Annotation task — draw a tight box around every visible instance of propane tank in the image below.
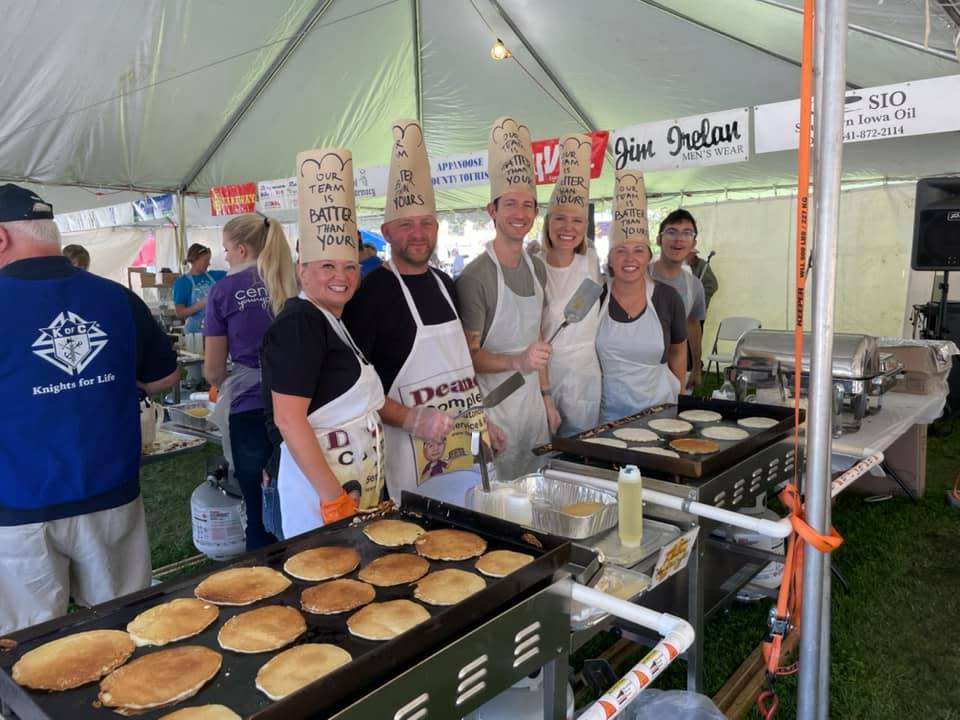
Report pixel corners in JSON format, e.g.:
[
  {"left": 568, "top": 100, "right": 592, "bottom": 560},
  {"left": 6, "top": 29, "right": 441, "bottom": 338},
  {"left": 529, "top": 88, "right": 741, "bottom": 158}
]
[{"left": 191, "top": 464, "right": 247, "bottom": 560}]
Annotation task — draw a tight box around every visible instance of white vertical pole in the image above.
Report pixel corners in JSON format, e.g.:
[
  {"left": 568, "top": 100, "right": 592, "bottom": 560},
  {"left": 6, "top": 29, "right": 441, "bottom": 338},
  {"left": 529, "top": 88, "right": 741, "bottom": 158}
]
[{"left": 797, "top": 2, "right": 847, "bottom": 720}]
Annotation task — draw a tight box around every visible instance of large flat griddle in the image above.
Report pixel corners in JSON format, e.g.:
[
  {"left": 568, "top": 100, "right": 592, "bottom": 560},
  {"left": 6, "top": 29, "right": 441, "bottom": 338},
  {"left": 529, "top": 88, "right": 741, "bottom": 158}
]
[
  {"left": 0, "top": 494, "right": 570, "bottom": 720},
  {"left": 549, "top": 396, "right": 802, "bottom": 479}
]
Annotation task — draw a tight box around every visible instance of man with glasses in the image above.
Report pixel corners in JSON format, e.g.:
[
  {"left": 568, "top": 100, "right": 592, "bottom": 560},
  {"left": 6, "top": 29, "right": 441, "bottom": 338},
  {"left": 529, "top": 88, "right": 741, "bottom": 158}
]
[{"left": 651, "top": 209, "right": 706, "bottom": 391}]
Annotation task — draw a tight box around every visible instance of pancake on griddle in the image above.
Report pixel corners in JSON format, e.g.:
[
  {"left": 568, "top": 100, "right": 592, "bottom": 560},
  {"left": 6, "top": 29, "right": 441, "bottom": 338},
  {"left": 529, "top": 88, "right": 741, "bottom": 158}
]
[
  {"left": 255, "top": 644, "right": 352, "bottom": 700},
  {"left": 12, "top": 630, "right": 135, "bottom": 691},
  {"left": 347, "top": 600, "right": 431, "bottom": 640},
  {"left": 669, "top": 438, "right": 721, "bottom": 455},
  {"left": 127, "top": 598, "right": 219, "bottom": 647},
  {"left": 194, "top": 566, "right": 291, "bottom": 606},
  {"left": 612, "top": 427, "right": 659, "bottom": 443},
  {"left": 362, "top": 519, "right": 425, "bottom": 547},
  {"left": 357, "top": 553, "right": 429, "bottom": 586},
  {"left": 159, "top": 705, "right": 241, "bottom": 720},
  {"left": 301, "top": 579, "right": 376, "bottom": 614},
  {"left": 583, "top": 437, "right": 627, "bottom": 448},
  {"left": 648, "top": 418, "right": 693, "bottom": 434},
  {"left": 217, "top": 605, "right": 306, "bottom": 653},
  {"left": 283, "top": 546, "right": 360, "bottom": 581},
  {"left": 414, "top": 528, "right": 487, "bottom": 561},
  {"left": 738, "top": 416, "right": 778, "bottom": 429},
  {"left": 98, "top": 645, "right": 221, "bottom": 713},
  {"left": 701, "top": 425, "right": 750, "bottom": 441},
  {"left": 634, "top": 446, "right": 680, "bottom": 459},
  {"left": 413, "top": 569, "right": 485, "bottom": 606},
  {"left": 475, "top": 550, "right": 534, "bottom": 578},
  {"left": 678, "top": 409, "right": 723, "bottom": 423}
]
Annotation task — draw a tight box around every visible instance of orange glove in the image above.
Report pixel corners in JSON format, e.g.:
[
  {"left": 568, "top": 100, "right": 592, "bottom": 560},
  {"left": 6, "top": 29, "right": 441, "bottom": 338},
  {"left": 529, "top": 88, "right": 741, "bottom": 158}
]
[{"left": 320, "top": 492, "right": 357, "bottom": 524}]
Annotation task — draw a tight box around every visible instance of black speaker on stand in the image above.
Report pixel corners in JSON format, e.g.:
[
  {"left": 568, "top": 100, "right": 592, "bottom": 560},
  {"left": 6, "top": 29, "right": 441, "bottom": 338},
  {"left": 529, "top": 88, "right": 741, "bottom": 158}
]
[{"left": 911, "top": 176, "right": 960, "bottom": 427}]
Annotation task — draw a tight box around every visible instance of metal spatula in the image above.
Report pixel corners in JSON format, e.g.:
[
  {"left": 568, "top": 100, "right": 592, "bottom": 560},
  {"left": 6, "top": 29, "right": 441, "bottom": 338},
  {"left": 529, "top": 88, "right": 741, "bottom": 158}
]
[
  {"left": 454, "top": 371, "right": 525, "bottom": 420},
  {"left": 546, "top": 278, "right": 604, "bottom": 344}
]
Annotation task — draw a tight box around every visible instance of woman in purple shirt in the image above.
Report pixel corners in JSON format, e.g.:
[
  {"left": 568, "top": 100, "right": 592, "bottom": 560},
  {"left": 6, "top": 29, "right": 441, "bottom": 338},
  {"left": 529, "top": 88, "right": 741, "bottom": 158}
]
[{"left": 203, "top": 213, "right": 297, "bottom": 549}]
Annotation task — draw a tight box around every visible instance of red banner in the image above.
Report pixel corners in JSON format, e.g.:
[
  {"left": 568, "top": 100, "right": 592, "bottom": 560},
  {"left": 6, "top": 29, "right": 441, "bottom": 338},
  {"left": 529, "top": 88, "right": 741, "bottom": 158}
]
[
  {"left": 209, "top": 182, "right": 257, "bottom": 216},
  {"left": 532, "top": 130, "right": 608, "bottom": 185}
]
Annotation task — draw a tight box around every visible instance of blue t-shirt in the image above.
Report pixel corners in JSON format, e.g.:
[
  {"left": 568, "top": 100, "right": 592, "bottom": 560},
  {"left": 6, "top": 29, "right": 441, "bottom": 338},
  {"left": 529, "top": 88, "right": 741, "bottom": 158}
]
[
  {"left": 202, "top": 266, "right": 273, "bottom": 414},
  {"left": 173, "top": 270, "right": 226, "bottom": 332}
]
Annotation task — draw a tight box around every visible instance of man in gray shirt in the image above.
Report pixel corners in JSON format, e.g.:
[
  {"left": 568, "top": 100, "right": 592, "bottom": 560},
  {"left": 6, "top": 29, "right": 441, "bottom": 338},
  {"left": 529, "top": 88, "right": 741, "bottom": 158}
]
[{"left": 651, "top": 209, "right": 706, "bottom": 391}]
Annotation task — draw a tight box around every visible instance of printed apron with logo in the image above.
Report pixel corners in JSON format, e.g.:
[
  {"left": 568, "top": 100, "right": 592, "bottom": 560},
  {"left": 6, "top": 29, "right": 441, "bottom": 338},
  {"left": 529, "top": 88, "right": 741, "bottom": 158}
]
[
  {"left": 479, "top": 243, "right": 549, "bottom": 482},
  {"left": 541, "top": 252, "right": 602, "bottom": 436},
  {"left": 383, "top": 266, "right": 484, "bottom": 502},
  {"left": 278, "top": 300, "right": 385, "bottom": 538},
  {"left": 597, "top": 281, "right": 681, "bottom": 423}
]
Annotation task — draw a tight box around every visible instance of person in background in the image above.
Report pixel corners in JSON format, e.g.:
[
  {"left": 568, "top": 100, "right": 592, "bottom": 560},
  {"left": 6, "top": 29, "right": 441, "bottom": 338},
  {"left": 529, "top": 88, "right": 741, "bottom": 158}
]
[
  {"left": 62, "top": 243, "right": 90, "bottom": 270},
  {"left": 597, "top": 172, "right": 687, "bottom": 422},
  {"left": 172, "top": 243, "right": 226, "bottom": 334},
  {"left": 359, "top": 240, "right": 383, "bottom": 279},
  {"left": 260, "top": 149, "right": 384, "bottom": 538},
  {"left": 203, "top": 213, "right": 297, "bottom": 550},
  {"left": 457, "top": 116, "right": 559, "bottom": 482},
  {"left": 450, "top": 247, "right": 465, "bottom": 279},
  {"left": 536, "top": 134, "right": 602, "bottom": 436},
  {"left": 344, "top": 118, "right": 504, "bottom": 504},
  {"left": 0, "top": 185, "right": 179, "bottom": 635},
  {"left": 650, "top": 209, "right": 706, "bottom": 391},
  {"left": 686, "top": 247, "right": 718, "bottom": 311}
]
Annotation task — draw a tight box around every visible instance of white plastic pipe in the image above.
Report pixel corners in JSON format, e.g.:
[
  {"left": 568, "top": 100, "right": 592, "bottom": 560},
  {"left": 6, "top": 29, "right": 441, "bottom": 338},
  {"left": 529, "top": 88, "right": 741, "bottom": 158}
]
[{"left": 572, "top": 584, "right": 695, "bottom": 720}]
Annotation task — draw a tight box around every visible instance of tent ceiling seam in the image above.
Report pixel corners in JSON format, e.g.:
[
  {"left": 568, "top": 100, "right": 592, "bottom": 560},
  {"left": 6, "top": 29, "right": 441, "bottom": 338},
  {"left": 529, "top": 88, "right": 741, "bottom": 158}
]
[
  {"left": 636, "top": 0, "right": 862, "bottom": 89},
  {"left": 180, "top": 0, "right": 338, "bottom": 192}
]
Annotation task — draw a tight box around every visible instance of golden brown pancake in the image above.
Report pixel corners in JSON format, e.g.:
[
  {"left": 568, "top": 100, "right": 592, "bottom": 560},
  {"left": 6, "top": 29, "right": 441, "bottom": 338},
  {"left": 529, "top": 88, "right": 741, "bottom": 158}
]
[
  {"left": 560, "top": 501, "right": 603, "bottom": 516},
  {"left": 12, "top": 630, "right": 135, "bottom": 691},
  {"left": 362, "top": 519, "right": 425, "bottom": 547},
  {"left": 127, "top": 598, "right": 219, "bottom": 647},
  {"left": 347, "top": 600, "right": 431, "bottom": 640},
  {"left": 158, "top": 705, "right": 241, "bottom": 720},
  {"left": 98, "top": 646, "right": 221, "bottom": 712},
  {"left": 475, "top": 550, "right": 535, "bottom": 578},
  {"left": 217, "top": 605, "right": 306, "bottom": 653},
  {"left": 414, "top": 529, "right": 487, "bottom": 561},
  {"left": 669, "top": 438, "right": 721, "bottom": 455},
  {"left": 413, "top": 569, "right": 485, "bottom": 606},
  {"left": 194, "top": 566, "right": 291, "bottom": 606},
  {"left": 255, "top": 644, "right": 352, "bottom": 700},
  {"left": 283, "top": 546, "right": 360, "bottom": 581},
  {"left": 301, "top": 579, "right": 376, "bottom": 615},
  {"left": 357, "top": 553, "right": 429, "bottom": 586}
]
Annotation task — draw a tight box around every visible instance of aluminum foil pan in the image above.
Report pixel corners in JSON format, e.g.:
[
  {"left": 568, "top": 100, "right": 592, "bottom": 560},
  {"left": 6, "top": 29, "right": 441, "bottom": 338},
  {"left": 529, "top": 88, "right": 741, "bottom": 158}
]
[
  {"left": 465, "top": 472, "right": 618, "bottom": 539},
  {"left": 167, "top": 400, "right": 216, "bottom": 431}
]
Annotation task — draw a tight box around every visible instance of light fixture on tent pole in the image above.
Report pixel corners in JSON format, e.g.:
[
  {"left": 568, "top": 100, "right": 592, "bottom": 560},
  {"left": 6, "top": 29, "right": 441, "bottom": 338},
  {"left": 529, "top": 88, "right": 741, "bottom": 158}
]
[{"left": 490, "top": 38, "right": 512, "bottom": 61}]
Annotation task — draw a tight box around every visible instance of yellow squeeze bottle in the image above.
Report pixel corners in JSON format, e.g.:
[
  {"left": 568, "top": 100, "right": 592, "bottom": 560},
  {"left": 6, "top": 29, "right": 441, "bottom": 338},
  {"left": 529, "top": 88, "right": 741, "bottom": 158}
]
[{"left": 617, "top": 464, "right": 644, "bottom": 548}]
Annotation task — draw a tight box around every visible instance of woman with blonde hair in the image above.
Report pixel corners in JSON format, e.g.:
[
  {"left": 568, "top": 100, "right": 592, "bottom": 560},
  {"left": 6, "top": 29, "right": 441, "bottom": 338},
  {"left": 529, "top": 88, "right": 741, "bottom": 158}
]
[{"left": 203, "top": 213, "right": 297, "bottom": 549}]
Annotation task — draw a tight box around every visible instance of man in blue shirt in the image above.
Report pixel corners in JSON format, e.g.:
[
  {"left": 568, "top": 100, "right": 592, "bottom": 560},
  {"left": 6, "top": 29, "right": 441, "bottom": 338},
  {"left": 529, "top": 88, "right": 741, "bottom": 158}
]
[{"left": 0, "top": 185, "right": 179, "bottom": 635}]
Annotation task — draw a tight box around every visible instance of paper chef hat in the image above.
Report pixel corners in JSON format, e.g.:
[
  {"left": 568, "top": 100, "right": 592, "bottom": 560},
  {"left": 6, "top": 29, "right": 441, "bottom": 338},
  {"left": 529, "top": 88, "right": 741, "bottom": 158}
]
[
  {"left": 610, "top": 169, "right": 649, "bottom": 248},
  {"left": 296, "top": 148, "right": 359, "bottom": 263},
  {"left": 547, "top": 134, "right": 591, "bottom": 216},
  {"left": 383, "top": 119, "right": 436, "bottom": 224},
  {"left": 487, "top": 116, "right": 536, "bottom": 202}
]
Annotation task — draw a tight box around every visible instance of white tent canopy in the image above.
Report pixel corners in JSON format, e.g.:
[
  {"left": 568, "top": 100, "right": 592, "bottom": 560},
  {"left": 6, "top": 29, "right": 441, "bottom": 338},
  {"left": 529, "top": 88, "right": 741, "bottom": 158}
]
[{"left": 3, "top": 0, "right": 959, "bottom": 214}]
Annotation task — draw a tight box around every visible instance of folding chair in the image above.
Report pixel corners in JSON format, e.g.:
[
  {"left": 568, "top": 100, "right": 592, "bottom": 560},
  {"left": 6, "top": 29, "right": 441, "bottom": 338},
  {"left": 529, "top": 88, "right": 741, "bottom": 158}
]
[{"left": 706, "top": 316, "right": 762, "bottom": 382}]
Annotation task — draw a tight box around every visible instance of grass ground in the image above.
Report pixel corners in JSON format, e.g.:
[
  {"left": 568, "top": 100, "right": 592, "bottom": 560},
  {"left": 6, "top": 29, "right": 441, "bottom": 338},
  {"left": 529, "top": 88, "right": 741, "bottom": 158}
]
[{"left": 141, "top": 416, "right": 960, "bottom": 718}]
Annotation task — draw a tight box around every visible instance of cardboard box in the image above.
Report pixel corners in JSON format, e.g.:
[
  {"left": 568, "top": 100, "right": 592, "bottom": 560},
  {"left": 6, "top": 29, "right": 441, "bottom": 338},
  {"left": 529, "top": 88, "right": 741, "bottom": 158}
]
[
  {"left": 885, "top": 344, "right": 949, "bottom": 395},
  {"left": 851, "top": 424, "right": 927, "bottom": 498}
]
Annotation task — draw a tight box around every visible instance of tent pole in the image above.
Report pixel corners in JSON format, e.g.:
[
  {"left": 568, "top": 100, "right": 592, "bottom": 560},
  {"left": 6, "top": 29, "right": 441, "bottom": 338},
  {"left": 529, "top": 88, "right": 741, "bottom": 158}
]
[
  {"left": 796, "top": 2, "right": 846, "bottom": 720},
  {"left": 411, "top": 0, "right": 423, "bottom": 123},
  {"left": 176, "top": 191, "right": 187, "bottom": 265},
  {"left": 179, "top": 0, "right": 337, "bottom": 191}
]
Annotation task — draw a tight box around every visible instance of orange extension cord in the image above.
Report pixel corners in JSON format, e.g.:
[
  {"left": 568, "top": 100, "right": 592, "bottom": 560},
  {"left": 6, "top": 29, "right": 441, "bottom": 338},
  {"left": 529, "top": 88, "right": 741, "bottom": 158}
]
[{"left": 756, "top": 2, "right": 844, "bottom": 716}]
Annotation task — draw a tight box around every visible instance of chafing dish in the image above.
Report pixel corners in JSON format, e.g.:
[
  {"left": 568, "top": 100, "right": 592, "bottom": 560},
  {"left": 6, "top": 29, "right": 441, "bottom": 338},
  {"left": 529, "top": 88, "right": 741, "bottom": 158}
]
[{"left": 728, "top": 329, "right": 901, "bottom": 434}]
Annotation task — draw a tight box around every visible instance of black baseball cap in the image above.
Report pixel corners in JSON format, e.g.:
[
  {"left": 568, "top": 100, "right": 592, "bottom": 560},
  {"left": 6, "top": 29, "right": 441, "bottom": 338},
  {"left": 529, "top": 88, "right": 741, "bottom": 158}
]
[{"left": 0, "top": 184, "right": 54, "bottom": 222}]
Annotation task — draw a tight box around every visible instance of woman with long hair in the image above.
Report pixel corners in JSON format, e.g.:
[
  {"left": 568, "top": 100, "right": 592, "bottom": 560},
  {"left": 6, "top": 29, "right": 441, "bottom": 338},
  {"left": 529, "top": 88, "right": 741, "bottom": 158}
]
[{"left": 203, "top": 213, "right": 297, "bottom": 549}]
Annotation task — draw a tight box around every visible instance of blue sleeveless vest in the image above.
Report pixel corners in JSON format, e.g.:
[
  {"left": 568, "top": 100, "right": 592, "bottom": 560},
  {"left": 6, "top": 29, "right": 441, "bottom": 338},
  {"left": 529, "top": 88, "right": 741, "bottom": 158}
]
[{"left": 0, "top": 269, "right": 140, "bottom": 524}]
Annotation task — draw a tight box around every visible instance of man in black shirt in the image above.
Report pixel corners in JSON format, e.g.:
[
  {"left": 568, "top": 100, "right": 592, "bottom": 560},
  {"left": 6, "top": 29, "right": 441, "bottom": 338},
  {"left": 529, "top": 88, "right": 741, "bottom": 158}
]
[{"left": 344, "top": 118, "right": 502, "bottom": 502}]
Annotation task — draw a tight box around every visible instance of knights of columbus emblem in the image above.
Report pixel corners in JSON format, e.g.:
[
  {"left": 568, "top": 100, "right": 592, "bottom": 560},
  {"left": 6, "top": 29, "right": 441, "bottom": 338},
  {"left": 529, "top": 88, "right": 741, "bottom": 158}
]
[{"left": 32, "top": 311, "right": 109, "bottom": 375}]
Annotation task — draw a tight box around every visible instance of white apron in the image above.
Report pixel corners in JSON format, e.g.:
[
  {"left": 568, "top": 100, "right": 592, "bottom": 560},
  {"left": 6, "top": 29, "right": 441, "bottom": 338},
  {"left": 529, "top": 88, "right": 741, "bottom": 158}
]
[
  {"left": 383, "top": 265, "right": 484, "bottom": 503},
  {"left": 479, "top": 243, "right": 549, "bottom": 482},
  {"left": 540, "top": 251, "right": 602, "bottom": 436},
  {"left": 278, "top": 298, "right": 385, "bottom": 538},
  {"left": 597, "top": 281, "right": 681, "bottom": 422}
]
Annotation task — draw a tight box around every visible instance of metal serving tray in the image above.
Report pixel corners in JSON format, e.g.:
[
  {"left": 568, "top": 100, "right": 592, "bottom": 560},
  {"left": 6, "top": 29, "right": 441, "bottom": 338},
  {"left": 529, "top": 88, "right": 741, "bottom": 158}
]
[
  {"left": 0, "top": 495, "right": 570, "bottom": 720},
  {"left": 548, "top": 396, "right": 801, "bottom": 479},
  {"left": 464, "top": 472, "right": 618, "bottom": 539},
  {"left": 733, "top": 329, "right": 882, "bottom": 380}
]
